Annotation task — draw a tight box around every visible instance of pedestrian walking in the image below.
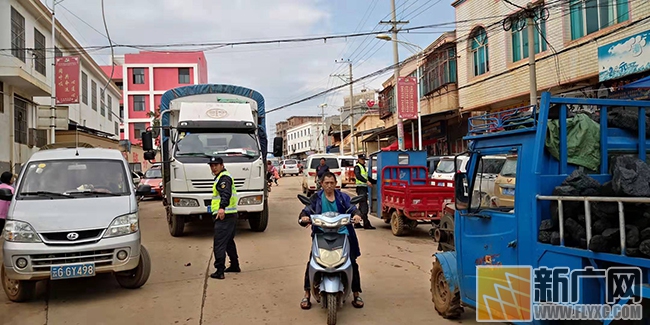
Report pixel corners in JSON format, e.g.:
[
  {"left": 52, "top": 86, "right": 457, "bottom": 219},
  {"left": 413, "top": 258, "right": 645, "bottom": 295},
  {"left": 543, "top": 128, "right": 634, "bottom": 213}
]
[
  {"left": 0, "top": 171, "right": 16, "bottom": 231},
  {"left": 208, "top": 157, "right": 240, "bottom": 279},
  {"left": 354, "top": 154, "right": 376, "bottom": 229}
]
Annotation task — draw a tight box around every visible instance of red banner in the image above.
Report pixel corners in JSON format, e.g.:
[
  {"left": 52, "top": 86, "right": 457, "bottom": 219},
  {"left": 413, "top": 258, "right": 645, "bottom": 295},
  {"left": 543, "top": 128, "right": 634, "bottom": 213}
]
[
  {"left": 55, "top": 56, "right": 80, "bottom": 104},
  {"left": 397, "top": 76, "right": 418, "bottom": 120}
]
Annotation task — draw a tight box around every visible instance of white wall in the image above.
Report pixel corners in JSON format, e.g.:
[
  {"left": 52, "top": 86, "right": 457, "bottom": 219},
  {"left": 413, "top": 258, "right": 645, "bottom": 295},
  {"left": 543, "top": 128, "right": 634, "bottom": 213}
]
[{"left": 286, "top": 122, "right": 324, "bottom": 154}]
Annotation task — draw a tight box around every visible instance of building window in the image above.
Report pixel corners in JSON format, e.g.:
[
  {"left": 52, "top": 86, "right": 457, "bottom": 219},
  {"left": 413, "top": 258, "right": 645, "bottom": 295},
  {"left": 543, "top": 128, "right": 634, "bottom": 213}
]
[
  {"left": 115, "top": 81, "right": 123, "bottom": 90},
  {"left": 133, "top": 68, "right": 145, "bottom": 84},
  {"left": 0, "top": 81, "right": 4, "bottom": 114},
  {"left": 133, "top": 123, "right": 147, "bottom": 139},
  {"left": 81, "top": 72, "right": 88, "bottom": 104},
  {"left": 14, "top": 96, "right": 28, "bottom": 145},
  {"left": 422, "top": 46, "right": 457, "bottom": 95},
  {"left": 470, "top": 27, "right": 489, "bottom": 76},
  {"left": 55, "top": 47, "right": 63, "bottom": 58},
  {"left": 511, "top": 9, "right": 548, "bottom": 62},
  {"left": 100, "top": 89, "right": 106, "bottom": 116},
  {"left": 114, "top": 121, "right": 119, "bottom": 136},
  {"left": 178, "top": 68, "right": 190, "bottom": 84},
  {"left": 11, "top": 7, "right": 25, "bottom": 62},
  {"left": 91, "top": 80, "right": 97, "bottom": 110},
  {"left": 119, "top": 104, "right": 124, "bottom": 118},
  {"left": 108, "top": 95, "right": 113, "bottom": 121},
  {"left": 570, "top": 0, "right": 629, "bottom": 40},
  {"left": 34, "top": 29, "right": 46, "bottom": 75},
  {"left": 133, "top": 95, "right": 146, "bottom": 111}
]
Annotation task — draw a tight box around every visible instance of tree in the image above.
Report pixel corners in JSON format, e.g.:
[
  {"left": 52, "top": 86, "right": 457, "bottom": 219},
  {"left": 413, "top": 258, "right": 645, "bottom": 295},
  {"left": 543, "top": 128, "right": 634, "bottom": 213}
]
[{"left": 147, "top": 106, "right": 161, "bottom": 147}]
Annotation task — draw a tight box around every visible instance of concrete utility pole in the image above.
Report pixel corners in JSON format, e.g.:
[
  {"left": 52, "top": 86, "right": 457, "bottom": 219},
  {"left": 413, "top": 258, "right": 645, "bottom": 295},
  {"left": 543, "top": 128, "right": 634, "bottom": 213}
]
[
  {"left": 333, "top": 60, "right": 353, "bottom": 155},
  {"left": 527, "top": 2, "right": 538, "bottom": 107},
  {"left": 381, "top": 0, "right": 409, "bottom": 151},
  {"left": 347, "top": 62, "right": 355, "bottom": 155},
  {"left": 319, "top": 103, "right": 327, "bottom": 153},
  {"left": 50, "top": 0, "right": 61, "bottom": 144}
]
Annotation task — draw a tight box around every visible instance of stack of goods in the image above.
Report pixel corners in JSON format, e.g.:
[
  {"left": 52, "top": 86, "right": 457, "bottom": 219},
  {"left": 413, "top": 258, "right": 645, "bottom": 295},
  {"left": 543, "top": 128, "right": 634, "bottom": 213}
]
[{"left": 538, "top": 156, "right": 650, "bottom": 257}]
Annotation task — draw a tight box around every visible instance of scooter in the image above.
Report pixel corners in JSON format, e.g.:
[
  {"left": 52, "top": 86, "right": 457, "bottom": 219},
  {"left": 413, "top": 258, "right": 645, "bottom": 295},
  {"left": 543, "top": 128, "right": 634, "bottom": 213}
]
[{"left": 297, "top": 194, "right": 365, "bottom": 325}]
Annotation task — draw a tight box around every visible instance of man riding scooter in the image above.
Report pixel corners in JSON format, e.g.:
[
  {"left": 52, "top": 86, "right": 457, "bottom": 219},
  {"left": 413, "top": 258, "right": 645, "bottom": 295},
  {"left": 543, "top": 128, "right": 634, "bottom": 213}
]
[{"left": 298, "top": 171, "right": 366, "bottom": 310}]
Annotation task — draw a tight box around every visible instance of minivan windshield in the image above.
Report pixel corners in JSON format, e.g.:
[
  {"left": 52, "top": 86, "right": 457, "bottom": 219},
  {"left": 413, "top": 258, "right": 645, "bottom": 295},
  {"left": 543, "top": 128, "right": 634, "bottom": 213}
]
[
  {"left": 310, "top": 158, "right": 339, "bottom": 169},
  {"left": 18, "top": 159, "right": 130, "bottom": 199},
  {"left": 435, "top": 159, "right": 456, "bottom": 173},
  {"left": 285, "top": 159, "right": 297, "bottom": 165},
  {"left": 500, "top": 158, "right": 517, "bottom": 177}
]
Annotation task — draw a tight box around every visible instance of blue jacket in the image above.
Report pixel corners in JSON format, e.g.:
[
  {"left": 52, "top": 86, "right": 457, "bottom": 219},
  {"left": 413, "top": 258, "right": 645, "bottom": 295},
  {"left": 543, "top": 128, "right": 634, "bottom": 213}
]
[{"left": 299, "top": 189, "right": 362, "bottom": 258}]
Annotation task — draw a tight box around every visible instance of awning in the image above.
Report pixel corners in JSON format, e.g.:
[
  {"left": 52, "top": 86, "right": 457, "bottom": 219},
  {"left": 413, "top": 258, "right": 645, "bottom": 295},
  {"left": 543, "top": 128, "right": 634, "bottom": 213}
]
[{"left": 622, "top": 75, "right": 650, "bottom": 89}]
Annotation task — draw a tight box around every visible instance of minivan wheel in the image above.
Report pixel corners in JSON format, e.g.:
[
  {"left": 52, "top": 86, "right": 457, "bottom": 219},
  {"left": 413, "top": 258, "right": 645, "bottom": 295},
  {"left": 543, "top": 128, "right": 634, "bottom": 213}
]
[
  {"left": 115, "top": 245, "right": 151, "bottom": 289},
  {"left": 1, "top": 265, "right": 35, "bottom": 302}
]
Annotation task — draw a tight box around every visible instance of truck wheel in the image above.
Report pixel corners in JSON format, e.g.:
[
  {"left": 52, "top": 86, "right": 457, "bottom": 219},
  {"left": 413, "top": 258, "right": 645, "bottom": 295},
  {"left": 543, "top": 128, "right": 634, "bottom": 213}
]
[
  {"left": 115, "top": 245, "right": 151, "bottom": 289},
  {"left": 249, "top": 201, "right": 269, "bottom": 232},
  {"left": 327, "top": 293, "right": 338, "bottom": 325},
  {"left": 1, "top": 265, "right": 35, "bottom": 302},
  {"left": 390, "top": 211, "right": 406, "bottom": 236},
  {"left": 167, "top": 207, "right": 185, "bottom": 237},
  {"left": 431, "top": 259, "right": 463, "bottom": 319}
]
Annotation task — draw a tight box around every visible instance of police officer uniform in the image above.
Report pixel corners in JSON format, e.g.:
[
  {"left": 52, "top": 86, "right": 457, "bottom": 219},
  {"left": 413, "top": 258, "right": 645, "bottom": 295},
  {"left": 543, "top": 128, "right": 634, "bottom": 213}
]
[
  {"left": 354, "top": 154, "right": 376, "bottom": 229},
  {"left": 208, "top": 157, "right": 240, "bottom": 279}
]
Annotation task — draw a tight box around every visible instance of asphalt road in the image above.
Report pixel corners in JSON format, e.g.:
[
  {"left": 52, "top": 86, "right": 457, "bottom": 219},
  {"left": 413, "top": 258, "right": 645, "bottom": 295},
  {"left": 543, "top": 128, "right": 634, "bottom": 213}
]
[{"left": 0, "top": 176, "right": 480, "bottom": 325}]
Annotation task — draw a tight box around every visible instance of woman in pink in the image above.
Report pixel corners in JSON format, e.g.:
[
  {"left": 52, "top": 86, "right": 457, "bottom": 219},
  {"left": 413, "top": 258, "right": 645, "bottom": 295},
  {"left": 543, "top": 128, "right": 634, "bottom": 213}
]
[{"left": 0, "top": 171, "right": 15, "bottom": 230}]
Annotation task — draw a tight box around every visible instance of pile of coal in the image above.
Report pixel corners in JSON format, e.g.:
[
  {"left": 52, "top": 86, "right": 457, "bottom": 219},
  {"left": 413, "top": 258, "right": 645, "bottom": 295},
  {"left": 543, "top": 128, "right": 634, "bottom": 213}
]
[{"left": 538, "top": 160, "right": 650, "bottom": 257}]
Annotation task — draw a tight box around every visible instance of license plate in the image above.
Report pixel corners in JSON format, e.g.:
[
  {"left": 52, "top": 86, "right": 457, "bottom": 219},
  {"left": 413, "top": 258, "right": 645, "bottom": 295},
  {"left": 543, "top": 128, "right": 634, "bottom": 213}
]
[
  {"left": 503, "top": 188, "right": 515, "bottom": 196},
  {"left": 151, "top": 189, "right": 157, "bottom": 193},
  {"left": 207, "top": 206, "right": 212, "bottom": 213},
  {"left": 51, "top": 263, "right": 95, "bottom": 280},
  {"left": 437, "top": 182, "right": 445, "bottom": 186}
]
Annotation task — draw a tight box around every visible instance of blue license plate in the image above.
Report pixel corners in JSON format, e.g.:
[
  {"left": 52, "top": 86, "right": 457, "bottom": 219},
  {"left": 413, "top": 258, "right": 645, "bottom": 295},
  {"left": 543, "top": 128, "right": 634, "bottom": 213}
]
[
  {"left": 50, "top": 263, "right": 95, "bottom": 280},
  {"left": 151, "top": 189, "right": 156, "bottom": 193},
  {"left": 207, "top": 206, "right": 211, "bottom": 214},
  {"left": 503, "top": 188, "right": 515, "bottom": 196}
]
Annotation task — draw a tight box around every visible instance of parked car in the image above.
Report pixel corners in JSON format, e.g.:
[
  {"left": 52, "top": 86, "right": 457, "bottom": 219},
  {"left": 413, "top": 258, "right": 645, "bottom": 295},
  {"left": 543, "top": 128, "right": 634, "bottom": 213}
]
[
  {"left": 492, "top": 154, "right": 517, "bottom": 208},
  {"left": 0, "top": 148, "right": 152, "bottom": 302},
  {"left": 139, "top": 164, "right": 163, "bottom": 199},
  {"left": 302, "top": 154, "right": 342, "bottom": 196},
  {"left": 427, "top": 156, "right": 442, "bottom": 177},
  {"left": 280, "top": 159, "right": 300, "bottom": 176},
  {"left": 431, "top": 155, "right": 469, "bottom": 187}
]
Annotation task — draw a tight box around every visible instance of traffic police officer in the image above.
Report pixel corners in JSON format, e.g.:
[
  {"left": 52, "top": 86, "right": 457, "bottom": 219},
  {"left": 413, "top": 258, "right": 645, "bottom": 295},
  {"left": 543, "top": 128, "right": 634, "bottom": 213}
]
[
  {"left": 354, "top": 154, "right": 376, "bottom": 229},
  {"left": 208, "top": 157, "right": 241, "bottom": 279}
]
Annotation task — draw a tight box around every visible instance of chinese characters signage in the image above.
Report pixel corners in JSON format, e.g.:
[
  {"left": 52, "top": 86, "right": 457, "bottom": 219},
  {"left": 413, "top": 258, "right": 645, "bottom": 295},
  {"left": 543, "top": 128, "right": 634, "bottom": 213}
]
[
  {"left": 55, "top": 56, "right": 80, "bottom": 104},
  {"left": 397, "top": 76, "right": 417, "bottom": 120}
]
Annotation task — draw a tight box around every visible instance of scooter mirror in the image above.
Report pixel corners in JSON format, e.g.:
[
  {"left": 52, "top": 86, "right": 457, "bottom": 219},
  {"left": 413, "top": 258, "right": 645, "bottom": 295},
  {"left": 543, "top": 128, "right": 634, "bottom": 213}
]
[
  {"left": 349, "top": 195, "right": 365, "bottom": 205},
  {"left": 297, "top": 194, "right": 311, "bottom": 206}
]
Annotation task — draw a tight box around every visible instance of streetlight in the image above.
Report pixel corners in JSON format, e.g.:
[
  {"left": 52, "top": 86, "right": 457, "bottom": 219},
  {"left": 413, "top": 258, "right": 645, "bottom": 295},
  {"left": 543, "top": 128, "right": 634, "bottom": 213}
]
[
  {"left": 376, "top": 34, "right": 424, "bottom": 151},
  {"left": 319, "top": 103, "right": 327, "bottom": 153}
]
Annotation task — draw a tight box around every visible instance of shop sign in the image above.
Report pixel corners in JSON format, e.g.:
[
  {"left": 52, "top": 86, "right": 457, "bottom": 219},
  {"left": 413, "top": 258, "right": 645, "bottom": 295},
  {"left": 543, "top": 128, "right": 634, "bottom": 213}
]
[{"left": 598, "top": 30, "right": 650, "bottom": 82}]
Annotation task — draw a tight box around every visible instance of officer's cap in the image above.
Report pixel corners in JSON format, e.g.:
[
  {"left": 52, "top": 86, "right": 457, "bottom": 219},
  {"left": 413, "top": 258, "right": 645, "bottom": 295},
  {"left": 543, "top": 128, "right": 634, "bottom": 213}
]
[
  {"left": 208, "top": 157, "right": 224, "bottom": 165},
  {"left": 357, "top": 154, "right": 367, "bottom": 160}
]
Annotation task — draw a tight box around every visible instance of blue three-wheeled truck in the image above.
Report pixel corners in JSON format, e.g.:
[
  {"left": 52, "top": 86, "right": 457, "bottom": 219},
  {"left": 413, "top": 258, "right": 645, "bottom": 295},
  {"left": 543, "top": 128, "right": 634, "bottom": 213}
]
[{"left": 431, "top": 92, "right": 650, "bottom": 324}]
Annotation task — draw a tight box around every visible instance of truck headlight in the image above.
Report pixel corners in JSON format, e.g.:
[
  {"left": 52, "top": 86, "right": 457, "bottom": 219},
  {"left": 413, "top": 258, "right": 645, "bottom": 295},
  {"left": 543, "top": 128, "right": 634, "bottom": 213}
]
[
  {"left": 173, "top": 198, "right": 199, "bottom": 207},
  {"left": 239, "top": 195, "right": 262, "bottom": 205},
  {"left": 104, "top": 213, "right": 139, "bottom": 238},
  {"left": 316, "top": 248, "right": 345, "bottom": 268},
  {"left": 3, "top": 220, "right": 42, "bottom": 243}
]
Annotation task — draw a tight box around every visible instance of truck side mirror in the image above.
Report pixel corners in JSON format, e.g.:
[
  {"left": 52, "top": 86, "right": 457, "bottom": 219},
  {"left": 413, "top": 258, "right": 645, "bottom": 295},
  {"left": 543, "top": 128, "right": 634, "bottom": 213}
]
[
  {"left": 273, "top": 137, "right": 283, "bottom": 157},
  {"left": 454, "top": 172, "right": 469, "bottom": 210},
  {"left": 142, "top": 131, "right": 154, "bottom": 151},
  {"left": 144, "top": 151, "right": 156, "bottom": 161}
]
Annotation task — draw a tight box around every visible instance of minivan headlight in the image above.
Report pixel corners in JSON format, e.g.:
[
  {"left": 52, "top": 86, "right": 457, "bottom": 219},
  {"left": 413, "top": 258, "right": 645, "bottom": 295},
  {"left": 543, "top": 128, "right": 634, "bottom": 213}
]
[
  {"left": 3, "top": 220, "right": 42, "bottom": 243},
  {"left": 104, "top": 213, "right": 139, "bottom": 238}
]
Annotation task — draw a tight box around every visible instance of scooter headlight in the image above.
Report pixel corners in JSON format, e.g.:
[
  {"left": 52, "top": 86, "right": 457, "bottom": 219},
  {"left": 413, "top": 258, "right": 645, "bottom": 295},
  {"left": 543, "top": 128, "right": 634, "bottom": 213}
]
[{"left": 316, "top": 248, "right": 346, "bottom": 268}]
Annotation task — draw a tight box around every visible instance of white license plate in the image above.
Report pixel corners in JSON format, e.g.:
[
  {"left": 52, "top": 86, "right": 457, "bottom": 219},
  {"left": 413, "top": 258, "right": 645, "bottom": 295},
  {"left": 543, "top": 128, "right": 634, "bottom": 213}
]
[
  {"left": 51, "top": 263, "right": 95, "bottom": 280},
  {"left": 503, "top": 188, "right": 515, "bottom": 196}
]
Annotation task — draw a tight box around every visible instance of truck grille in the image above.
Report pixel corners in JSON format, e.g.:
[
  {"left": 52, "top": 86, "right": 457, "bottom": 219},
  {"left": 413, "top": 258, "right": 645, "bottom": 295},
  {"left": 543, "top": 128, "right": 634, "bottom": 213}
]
[
  {"left": 40, "top": 229, "right": 104, "bottom": 243},
  {"left": 30, "top": 249, "right": 115, "bottom": 272},
  {"left": 191, "top": 179, "right": 246, "bottom": 189}
]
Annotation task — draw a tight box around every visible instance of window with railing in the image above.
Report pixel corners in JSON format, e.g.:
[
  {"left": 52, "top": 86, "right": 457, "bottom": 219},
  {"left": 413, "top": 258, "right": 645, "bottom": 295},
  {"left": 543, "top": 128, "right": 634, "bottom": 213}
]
[
  {"left": 34, "top": 29, "right": 46, "bottom": 76},
  {"left": 11, "top": 7, "right": 25, "bottom": 62},
  {"left": 570, "top": 0, "right": 629, "bottom": 40},
  {"left": 14, "top": 96, "right": 28, "bottom": 145},
  {"left": 470, "top": 27, "right": 489, "bottom": 77},
  {"left": 422, "top": 46, "right": 457, "bottom": 95}
]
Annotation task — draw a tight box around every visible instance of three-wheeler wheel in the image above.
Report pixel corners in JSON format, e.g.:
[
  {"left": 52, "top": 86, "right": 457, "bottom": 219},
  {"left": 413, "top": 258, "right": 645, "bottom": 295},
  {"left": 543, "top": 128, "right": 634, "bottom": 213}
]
[{"left": 430, "top": 259, "right": 463, "bottom": 319}]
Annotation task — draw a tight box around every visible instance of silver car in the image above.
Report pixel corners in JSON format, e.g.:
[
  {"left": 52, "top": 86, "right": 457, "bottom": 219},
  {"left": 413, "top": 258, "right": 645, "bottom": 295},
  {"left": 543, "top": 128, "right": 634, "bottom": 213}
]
[
  {"left": 0, "top": 148, "right": 153, "bottom": 302},
  {"left": 281, "top": 159, "right": 300, "bottom": 176}
]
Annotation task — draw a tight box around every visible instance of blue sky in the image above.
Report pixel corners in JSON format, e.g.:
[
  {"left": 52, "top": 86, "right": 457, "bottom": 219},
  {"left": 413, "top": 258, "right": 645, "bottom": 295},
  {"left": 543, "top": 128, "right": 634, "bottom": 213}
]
[{"left": 50, "top": 0, "right": 456, "bottom": 138}]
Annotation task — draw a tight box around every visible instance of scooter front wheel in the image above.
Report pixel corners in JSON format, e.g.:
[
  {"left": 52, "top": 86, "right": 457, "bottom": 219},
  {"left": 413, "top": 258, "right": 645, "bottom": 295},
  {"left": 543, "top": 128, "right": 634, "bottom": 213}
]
[{"left": 327, "top": 293, "right": 337, "bottom": 325}]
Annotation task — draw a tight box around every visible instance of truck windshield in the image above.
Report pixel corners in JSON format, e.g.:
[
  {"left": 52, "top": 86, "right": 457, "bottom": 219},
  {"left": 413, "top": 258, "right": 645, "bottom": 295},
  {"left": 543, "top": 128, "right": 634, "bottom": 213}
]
[
  {"left": 17, "top": 159, "right": 130, "bottom": 199},
  {"left": 174, "top": 132, "right": 260, "bottom": 160}
]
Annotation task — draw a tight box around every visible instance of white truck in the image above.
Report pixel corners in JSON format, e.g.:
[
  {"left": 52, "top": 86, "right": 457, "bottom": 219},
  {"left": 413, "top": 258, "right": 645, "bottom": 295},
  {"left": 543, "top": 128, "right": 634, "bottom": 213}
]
[{"left": 141, "top": 84, "right": 283, "bottom": 236}]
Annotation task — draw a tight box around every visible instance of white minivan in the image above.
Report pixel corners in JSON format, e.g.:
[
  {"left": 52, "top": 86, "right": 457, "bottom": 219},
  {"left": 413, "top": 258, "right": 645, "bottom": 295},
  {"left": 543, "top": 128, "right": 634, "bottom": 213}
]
[
  {"left": 432, "top": 155, "right": 470, "bottom": 186},
  {"left": 302, "top": 154, "right": 342, "bottom": 196}
]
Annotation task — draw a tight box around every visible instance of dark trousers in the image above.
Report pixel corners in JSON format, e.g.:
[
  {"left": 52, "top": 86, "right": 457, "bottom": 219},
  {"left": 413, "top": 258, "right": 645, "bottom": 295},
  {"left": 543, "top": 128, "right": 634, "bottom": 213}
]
[
  {"left": 0, "top": 219, "right": 4, "bottom": 234},
  {"left": 304, "top": 252, "right": 362, "bottom": 293},
  {"left": 355, "top": 186, "right": 372, "bottom": 227},
  {"left": 213, "top": 214, "right": 239, "bottom": 272}
]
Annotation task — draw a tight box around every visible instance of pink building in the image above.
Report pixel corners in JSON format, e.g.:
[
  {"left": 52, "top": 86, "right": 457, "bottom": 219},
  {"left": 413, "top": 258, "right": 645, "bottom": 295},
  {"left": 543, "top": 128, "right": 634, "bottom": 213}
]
[{"left": 101, "top": 51, "right": 208, "bottom": 144}]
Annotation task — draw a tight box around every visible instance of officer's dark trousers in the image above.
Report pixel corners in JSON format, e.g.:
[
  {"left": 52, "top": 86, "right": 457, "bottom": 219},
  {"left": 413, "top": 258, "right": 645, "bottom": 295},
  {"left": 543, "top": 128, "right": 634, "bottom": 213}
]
[
  {"left": 213, "top": 214, "right": 239, "bottom": 272},
  {"left": 355, "top": 186, "right": 372, "bottom": 227},
  {"left": 304, "top": 252, "right": 362, "bottom": 293}
]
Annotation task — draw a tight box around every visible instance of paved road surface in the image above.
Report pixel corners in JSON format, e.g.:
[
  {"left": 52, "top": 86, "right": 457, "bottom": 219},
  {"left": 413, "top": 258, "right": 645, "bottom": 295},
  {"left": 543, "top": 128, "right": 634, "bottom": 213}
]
[{"left": 0, "top": 176, "right": 480, "bottom": 325}]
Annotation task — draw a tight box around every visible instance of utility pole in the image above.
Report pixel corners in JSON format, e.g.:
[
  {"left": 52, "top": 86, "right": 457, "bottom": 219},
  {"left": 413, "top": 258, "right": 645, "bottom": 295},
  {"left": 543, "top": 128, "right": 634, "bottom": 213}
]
[
  {"left": 381, "top": 0, "right": 409, "bottom": 151},
  {"left": 527, "top": 2, "right": 538, "bottom": 107},
  {"left": 333, "top": 59, "right": 353, "bottom": 155},
  {"left": 347, "top": 62, "right": 355, "bottom": 155},
  {"left": 319, "top": 103, "right": 327, "bottom": 153},
  {"left": 50, "top": 0, "right": 60, "bottom": 144}
]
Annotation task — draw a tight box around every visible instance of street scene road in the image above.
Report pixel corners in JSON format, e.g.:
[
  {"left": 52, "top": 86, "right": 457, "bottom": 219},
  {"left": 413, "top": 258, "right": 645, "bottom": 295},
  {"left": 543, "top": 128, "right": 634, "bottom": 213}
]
[{"left": 0, "top": 176, "right": 479, "bottom": 325}]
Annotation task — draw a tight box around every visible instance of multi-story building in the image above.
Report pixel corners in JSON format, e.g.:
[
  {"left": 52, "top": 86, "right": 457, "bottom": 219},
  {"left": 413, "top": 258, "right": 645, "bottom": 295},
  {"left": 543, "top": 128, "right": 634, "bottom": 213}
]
[
  {"left": 100, "top": 51, "right": 208, "bottom": 144},
  {"left": 275, "top": 120, "right": 289, "bottom": 157},
  {"left": 0, "top": 0, "right": 121, "bottom": 172},
  {"left": 286, "top": 121, "right": 325, "bottom": 159},
  {"left": 453, "top": 0, "right": 650, "bottom": 112}
]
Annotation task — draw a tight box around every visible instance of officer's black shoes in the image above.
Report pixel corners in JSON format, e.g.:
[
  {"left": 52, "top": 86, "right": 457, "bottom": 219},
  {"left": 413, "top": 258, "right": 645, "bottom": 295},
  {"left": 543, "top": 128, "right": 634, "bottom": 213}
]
[
  {"left": 210, "top": 271, "right": 225, "bottom": 279},
  {"left": 225, "top": 265, "right": 241, "bottom": 273},
  {"left": 354, "top": 223, "right": 363, "bottom": 229},
  {"left": 364, "top": 225, "right": 376, "bottom": 230}
]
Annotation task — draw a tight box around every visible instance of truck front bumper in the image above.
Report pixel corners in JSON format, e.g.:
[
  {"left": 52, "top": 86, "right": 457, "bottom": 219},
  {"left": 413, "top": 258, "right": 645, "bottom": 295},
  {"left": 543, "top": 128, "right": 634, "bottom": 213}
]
[{"left": 170, "top": 191, "right": 265, "bottom": 215}]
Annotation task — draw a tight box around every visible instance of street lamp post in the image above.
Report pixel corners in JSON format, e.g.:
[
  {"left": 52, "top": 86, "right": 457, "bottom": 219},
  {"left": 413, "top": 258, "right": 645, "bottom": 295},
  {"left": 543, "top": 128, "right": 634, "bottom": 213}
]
[{"left": 376, "top": 34, "right": 424, "bottom": 151}]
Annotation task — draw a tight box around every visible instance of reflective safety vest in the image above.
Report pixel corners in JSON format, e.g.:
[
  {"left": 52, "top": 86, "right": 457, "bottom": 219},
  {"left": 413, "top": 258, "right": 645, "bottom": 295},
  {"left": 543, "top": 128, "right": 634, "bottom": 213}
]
[
  {"left": 355, "top": 163, "right": 368, "bottom": 186},
  {"left": 211, "top": 170, "right": 238, "bottom": 214}
]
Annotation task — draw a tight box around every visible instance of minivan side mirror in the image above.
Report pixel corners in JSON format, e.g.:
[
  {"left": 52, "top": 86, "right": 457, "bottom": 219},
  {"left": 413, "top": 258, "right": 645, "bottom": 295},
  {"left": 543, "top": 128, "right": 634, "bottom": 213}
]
[
  {"left": 454, "top": 172, "right": 469, "bottom": 210},
  {"left": 136, "top": 184, "right": 152, "bottom": 196},
  {"left": 0, "top": 188, "right": 13, "bottom": 201},
  {"left": 273, "top": 137, "right": 283, "bottom": 157}
]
